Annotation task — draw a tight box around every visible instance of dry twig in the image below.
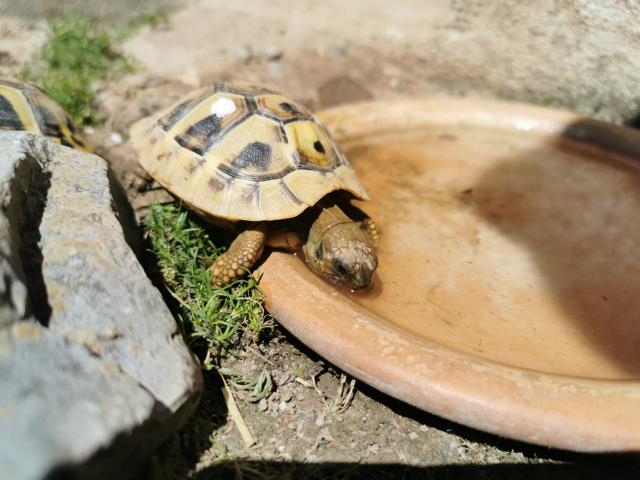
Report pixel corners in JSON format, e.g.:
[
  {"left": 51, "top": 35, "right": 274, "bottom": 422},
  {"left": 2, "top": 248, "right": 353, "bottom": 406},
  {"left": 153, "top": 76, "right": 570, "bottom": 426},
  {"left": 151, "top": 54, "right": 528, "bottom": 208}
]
[
  {"left": 220, "top": 372, "right": 256, "bottom": 447},
  {"left": 331, "top": 374, "right": 357, "bottom": 414}
]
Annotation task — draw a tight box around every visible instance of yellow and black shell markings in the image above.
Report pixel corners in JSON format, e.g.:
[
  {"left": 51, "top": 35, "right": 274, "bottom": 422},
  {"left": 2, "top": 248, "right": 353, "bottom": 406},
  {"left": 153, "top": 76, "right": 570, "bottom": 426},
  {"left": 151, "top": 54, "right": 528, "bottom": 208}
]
[
  {"left": 0, "top": 79, "right": 92, "bottom": 151},
  {"left": 130, "top": 82, "right": 368, "bottom": 222}
]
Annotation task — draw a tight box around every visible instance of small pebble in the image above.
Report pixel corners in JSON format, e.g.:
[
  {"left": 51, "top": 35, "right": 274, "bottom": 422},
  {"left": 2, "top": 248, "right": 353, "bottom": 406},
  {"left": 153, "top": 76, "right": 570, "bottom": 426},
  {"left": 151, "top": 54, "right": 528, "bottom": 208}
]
[
  {"left": 258, "top": 398, "right": 268, "bottom": 412},
  {"left": 267, "top": 60, "right": 282, "bottom": 79},
  {"left": 278, "top": 400, "right": 287, "bottom": 413},
  {"left": 419, "top": 425, "right": 428, "bottom": 432},
  {"left": 408, "top": 431, "right": 419, "bottom": 440},
  {"left": 232, "top": 46, "right": 253, "bottom": 62},
  {"left": 109, "top": 132, "right": 123, "bottom": 145},
  {"left": 263, "top": 45, "right": 284, "bottom": 60}
]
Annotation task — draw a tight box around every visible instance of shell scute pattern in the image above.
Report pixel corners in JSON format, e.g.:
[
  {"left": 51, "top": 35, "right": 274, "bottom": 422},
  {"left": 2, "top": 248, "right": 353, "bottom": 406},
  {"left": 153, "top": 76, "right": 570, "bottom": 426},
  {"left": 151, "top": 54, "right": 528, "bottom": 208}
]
[
  {"left": 0, "top": 79, "right": 92, "bottom": 151},
  {"left": 0, "top": 94, "right": 23, "bottom": 129},
  {"left": 211, "top": 114, "right": 294, "bottom": 180},
  {"left": 232, "top": 141, "right": 273, "bottom": 171},
  {"left": 253, "top": 94, "right": 311, "bottom": 123},
  {"left": 215, "top": 82, "right": 274, "bottom": 97},
  {"left": 130, "top": 82, "right": 368, "bottom": 221},
  {"left": 284, "top": 120, "right": 342, "bottom": 169},
  {"left": 158, "top": 86, "right": 216, "bottom": 131},
  {"left": 171, "top": 92, "right": 250, "bottom": 155}
]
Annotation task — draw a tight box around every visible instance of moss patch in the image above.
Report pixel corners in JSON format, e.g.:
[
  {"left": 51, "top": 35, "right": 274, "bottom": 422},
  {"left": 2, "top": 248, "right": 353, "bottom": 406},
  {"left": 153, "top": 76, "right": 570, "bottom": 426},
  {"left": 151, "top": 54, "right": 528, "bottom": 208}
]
[
  {"left": 144, "top": 203, "right": 271, "bottom": 369},
  {"left": 23, "top": 15, "right": 133, "bottom": 127}
]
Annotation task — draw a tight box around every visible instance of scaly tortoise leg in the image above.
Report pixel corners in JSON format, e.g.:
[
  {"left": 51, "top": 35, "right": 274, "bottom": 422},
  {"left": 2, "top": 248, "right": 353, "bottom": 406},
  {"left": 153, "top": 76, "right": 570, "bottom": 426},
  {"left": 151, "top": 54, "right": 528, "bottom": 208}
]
[
  {"left": 209, "top": 224, "right": 267, "bottom": 287},
  {"left": 361, "top": 218, "right": 380, "bottom": 247}
]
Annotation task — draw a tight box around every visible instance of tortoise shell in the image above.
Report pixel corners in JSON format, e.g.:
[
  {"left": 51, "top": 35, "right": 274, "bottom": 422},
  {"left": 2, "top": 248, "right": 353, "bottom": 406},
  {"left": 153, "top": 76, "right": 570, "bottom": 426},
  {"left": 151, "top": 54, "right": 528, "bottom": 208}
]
[
  {"left": 130, "top": 82, "right": 368, "bottom": 222},
  {"left": 0, "top": 79, "right": 92, "bottom": 151}
]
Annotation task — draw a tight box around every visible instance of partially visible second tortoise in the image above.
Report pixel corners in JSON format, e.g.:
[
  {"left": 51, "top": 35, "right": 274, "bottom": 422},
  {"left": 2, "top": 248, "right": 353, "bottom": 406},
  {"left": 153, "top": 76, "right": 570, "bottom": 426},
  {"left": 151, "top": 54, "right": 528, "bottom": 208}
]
[
  {"left": 130, "top": 82, "right": 379, "bottom": 290},
  {"left": 0, "top": 78, "right": 92, "bottom": 151}
]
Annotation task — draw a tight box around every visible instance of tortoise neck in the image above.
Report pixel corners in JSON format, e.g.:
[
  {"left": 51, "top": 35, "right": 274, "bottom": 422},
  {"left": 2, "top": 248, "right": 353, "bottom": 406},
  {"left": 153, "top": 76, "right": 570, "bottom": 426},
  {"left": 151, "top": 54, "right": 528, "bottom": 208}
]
[{"left": 314, "top": 205, "right": 353, "bottom": 235}]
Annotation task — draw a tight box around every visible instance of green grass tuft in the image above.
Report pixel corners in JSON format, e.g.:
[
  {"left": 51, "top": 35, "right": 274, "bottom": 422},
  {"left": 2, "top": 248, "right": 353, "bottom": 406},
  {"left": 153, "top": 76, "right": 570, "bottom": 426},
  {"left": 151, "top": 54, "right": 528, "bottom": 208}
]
[
  {"left": 23, "top": 15, "right": 133, "bottom": 126},
  {"left": 144, "top": 203, "right": 271, "bottom": 369}
]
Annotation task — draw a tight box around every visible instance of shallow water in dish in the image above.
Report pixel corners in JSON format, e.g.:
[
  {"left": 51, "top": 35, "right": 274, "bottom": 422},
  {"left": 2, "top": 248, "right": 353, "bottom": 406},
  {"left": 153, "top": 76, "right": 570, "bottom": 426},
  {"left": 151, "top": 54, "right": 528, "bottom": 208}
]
[{"left": 341, "top": 125, "right": 640, "bottom": 380}]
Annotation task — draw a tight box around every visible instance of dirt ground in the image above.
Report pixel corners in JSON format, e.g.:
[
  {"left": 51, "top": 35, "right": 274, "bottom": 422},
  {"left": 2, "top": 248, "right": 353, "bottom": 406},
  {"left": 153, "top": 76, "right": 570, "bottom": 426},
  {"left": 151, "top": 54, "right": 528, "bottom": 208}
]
[{"left": 2, "top": 1, "right": 639, "bottom": 478}]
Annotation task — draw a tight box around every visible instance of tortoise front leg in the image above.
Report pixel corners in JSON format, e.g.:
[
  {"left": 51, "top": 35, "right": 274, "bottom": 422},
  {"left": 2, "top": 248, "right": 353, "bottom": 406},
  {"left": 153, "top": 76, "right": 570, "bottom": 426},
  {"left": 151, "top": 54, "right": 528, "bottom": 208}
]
[{"left": 209, "top": 224, "right": 267, "bottom": 287}]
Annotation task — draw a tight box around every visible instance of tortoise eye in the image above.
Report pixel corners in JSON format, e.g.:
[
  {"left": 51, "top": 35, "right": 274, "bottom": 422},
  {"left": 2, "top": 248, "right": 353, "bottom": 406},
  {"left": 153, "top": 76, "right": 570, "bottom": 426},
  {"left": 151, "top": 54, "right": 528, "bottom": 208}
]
[
  {"left": 313, "top": 140, "right": 325, "bottom": 153},
  {"left": 315, "top": 243, "right": 324, "bottom": 260}
]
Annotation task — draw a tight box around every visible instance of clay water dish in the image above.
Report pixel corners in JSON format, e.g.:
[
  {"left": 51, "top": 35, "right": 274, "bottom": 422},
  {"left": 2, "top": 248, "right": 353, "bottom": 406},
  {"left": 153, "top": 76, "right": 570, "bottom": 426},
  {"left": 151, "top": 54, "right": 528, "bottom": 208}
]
[{"left": 258, "top": 98, "right": 640, "bottom": 452}]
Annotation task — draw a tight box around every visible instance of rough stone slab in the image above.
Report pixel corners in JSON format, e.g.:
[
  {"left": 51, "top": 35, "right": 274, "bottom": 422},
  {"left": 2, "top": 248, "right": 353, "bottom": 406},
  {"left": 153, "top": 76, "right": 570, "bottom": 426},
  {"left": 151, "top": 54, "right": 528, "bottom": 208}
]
[
  {"left": 0, "top": 323, "right": 155, "bottom": 480},
  {"left": 0, "top": 132, "right": 203, "bottom": 480}
]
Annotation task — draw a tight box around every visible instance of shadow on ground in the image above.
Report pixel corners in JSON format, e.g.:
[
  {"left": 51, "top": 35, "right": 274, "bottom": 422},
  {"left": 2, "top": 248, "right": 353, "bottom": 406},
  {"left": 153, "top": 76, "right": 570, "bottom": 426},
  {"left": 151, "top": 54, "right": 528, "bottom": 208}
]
[
  {"left": 189, "top": 457, "right": 638, "bottom": 480},
  {"left": 137, "top": 327, "right": 640, "bottom": 480}
]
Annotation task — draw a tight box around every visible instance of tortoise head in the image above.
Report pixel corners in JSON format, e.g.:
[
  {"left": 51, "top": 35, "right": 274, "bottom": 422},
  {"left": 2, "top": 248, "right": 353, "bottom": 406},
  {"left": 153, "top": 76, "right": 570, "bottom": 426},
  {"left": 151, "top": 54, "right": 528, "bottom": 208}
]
[{"left": 303, "top": 221, "right": 378, "bottom": 290}]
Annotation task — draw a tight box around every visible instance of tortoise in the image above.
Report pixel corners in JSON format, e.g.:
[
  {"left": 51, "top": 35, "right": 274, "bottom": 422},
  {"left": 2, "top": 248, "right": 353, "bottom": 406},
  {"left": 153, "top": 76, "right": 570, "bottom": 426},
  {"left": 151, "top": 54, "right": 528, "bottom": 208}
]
[
  {"left": 130, "top": 82, "right": 379, "bottom": 290},
  {"left": 0, "top": 78, "right": 92, "bottom": 151}
]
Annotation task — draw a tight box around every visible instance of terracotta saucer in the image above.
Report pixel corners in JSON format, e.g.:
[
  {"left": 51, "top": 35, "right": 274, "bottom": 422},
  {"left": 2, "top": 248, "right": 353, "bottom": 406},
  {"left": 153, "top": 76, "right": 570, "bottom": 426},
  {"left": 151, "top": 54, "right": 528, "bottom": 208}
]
[{"left": 258, "top": 98, "right": 640, "bottom": 452}]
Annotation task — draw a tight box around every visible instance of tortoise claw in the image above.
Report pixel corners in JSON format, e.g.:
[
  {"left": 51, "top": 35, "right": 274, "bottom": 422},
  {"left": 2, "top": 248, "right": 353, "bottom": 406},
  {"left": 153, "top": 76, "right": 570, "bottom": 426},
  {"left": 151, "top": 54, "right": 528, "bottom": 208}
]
[{"left": 361, "top": 218, "right": 380, "bottom": 247}]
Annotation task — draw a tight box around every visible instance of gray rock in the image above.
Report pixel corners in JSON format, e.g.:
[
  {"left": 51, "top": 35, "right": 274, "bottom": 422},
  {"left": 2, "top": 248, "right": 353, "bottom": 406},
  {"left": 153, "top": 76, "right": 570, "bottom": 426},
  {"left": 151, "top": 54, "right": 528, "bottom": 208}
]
[{"left": 0, "top": 132, "right": 202, "bottom": 480}]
